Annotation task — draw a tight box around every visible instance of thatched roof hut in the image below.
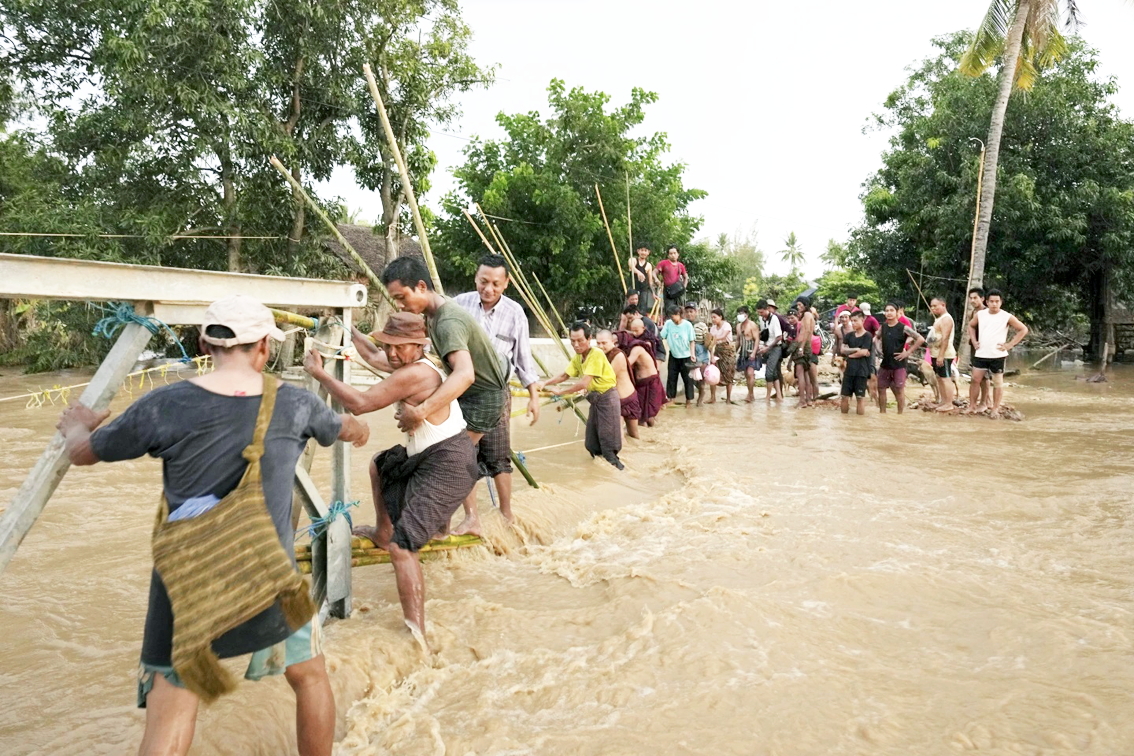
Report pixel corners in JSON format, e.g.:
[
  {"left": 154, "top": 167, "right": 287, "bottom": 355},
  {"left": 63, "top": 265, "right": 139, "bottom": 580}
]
[{"left": 323, "top": 224, "right": 423, "bottom": 279}]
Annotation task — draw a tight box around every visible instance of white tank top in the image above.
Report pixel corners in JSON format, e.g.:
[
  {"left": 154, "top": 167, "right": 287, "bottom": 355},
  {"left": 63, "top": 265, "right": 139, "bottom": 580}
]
[
  {"left": 975, "top": 309, "right": 1011, "bottom": 358},
  {"left": 405, "top": 358, "right": 467, "bottom": 456}
]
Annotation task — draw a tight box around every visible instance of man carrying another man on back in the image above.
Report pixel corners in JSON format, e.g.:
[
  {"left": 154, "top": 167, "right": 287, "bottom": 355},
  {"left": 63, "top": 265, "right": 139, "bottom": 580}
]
[
  {"left": 58, "top": 294, "right": 369, "bottom": 756},
  {"left": 352, "top": 256, "right": 510, "bottom": 537},
  {"left": 966, "top": 289, "right": 1029, "bottom": 418},
  {"left": 454, "top": 253, "right": 541, "bottom": 525},
  {"left": 305, "top": 312, "right": 477, "bottom": 644}
]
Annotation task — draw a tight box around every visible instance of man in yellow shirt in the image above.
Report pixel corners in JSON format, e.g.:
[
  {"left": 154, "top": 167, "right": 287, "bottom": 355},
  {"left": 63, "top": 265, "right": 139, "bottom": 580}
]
[{"left": 538, "top": 321, "right": 624, "bottom": 470}]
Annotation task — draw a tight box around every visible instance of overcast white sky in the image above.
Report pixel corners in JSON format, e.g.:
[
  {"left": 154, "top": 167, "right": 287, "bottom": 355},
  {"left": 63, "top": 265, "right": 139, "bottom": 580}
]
[{"left": 323, "top": 0, "right": 1134, "bottom": 281}]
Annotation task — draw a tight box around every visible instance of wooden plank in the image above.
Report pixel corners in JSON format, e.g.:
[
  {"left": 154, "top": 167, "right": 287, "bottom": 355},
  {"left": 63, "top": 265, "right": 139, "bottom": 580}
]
[
  {"left": 294, "top": 465, "right": 329, "bottom": 608},
  {"left": 327, "top": 312, "right": 352, "bottom": 618},
  {"left": 0, "top": 252, "right": 367, "bottom": 309},
  {"left": 0, "top": 320, "right": 154, "bottom": 574}
]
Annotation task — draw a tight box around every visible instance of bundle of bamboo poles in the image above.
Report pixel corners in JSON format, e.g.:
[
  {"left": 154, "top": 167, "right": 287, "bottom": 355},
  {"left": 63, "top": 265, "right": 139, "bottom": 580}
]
[
  {"left": 462, "top": 205, "right": 588, "bottom": 425},
  {"left": 294, "top": 534, "right": 484, "bottom": 573}
]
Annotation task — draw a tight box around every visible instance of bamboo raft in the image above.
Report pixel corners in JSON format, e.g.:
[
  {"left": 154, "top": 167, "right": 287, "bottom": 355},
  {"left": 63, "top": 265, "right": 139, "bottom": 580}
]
[{"left": 294, "top": 534, "right": 484, "bottom": 573}]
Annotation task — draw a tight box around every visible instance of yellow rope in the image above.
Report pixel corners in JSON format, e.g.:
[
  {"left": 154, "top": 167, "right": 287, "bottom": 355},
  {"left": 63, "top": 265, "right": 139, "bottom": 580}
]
[{"left": 1, "top": 356, "right": 213, "bottom": 408}]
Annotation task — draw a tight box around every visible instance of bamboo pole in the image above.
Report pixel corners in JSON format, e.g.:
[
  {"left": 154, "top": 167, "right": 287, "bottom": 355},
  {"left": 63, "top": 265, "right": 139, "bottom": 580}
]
[
  {"left": 625, "top": 172, "right": 633, "bottom": 261},
  {"left": 905, "top": 268, "right": 932, "bottom": 313},
  {"left": 595, "top": 184, "right": 627, "bottom": 294},
  {"left": 491, "top": 222, "right": 570, "bottom": 337},
  {"left": 269, "top": 156, "right": 396, "bottom": 308},
  {"left": 269, "top": 308, "right": 318, "bottom": 330},
  {"left": 362, "top": 64, "right": 443, "bottom": 295}
]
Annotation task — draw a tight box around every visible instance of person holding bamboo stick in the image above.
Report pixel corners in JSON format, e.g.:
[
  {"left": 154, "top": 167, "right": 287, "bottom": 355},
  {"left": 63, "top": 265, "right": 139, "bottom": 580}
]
[
  {"left": 359, "top": 257, "right": 510, "bottom": 538},
  {"left": 57, "top": 295, "right": 369, "bottom": 756},
  {"left": 454, "top": 253, "right": 541, "bottom": 525},
  {"left": 538, "top": 322, "right": 625, "bottom": 469},
  {"left": 305, "top": 312, "right": 478, "bottom": 643},
  {"left": 628, "top": 244, "right": 656, "bottom": 315}
]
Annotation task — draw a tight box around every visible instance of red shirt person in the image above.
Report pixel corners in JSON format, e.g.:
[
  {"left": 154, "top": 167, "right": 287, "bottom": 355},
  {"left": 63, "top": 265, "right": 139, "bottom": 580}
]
[{"left": 655, "top": 245, "right": 689, "bottom": 309}]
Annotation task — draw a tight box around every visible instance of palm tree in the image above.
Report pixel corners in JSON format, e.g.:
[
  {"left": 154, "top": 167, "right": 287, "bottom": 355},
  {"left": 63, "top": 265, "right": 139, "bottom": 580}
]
[
  {"left": 780, "top": 232, "right": 804, "bottom": 273},
  {"left": 957, "top": 0, "right": 1077, "bottom": 362}
]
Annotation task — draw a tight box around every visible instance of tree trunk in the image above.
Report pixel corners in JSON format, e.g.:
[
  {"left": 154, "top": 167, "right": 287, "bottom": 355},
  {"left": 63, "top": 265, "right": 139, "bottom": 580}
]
[
  {"left": 288, "top": 165, "right": 305, "bottom": 260},
  {"left": 284, "top": 56, "right": 305, "bottom": 261},
  {"left": 221, "top": 147, "right": 242, "bottom": 273},
  {"left": 959, "top": 0, "right": 1030, "bottom": 370}
]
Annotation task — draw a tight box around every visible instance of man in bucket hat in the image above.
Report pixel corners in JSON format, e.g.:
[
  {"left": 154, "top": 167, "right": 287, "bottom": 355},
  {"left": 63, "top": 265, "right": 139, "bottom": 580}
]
[
  {"left": 58, "top": 293, "right": 369, "bottom": 755},
  {"left": 304, "top": 312, "right": 478, "bottom": 643}
]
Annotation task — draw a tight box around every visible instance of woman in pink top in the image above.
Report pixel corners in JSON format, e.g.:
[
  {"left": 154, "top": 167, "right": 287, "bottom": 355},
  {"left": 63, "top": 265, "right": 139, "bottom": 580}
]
[{"left": 706, "top": 308, "right": 734, "bottom": 404}]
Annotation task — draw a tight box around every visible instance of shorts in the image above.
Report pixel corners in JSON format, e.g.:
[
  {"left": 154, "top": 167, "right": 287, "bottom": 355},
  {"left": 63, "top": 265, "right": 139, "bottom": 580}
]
[
  {"left": 932, "top": 359, "right": 953, "bottom": 379},
  {"left": 458, "top": 387, "right": 510, "bottom": 435},
  {"left": 876, "top": 367, "right": 907, "bottom": 390},
  {"left": 694, "top": 343, "right": 710, "bottom": 366},
  {"left": 840, "top": 374, "right": 868, "bottom": 398},
  {"left": 137, "top": 617, "right": 323, "bottom": 707},
  {"left": 763, "top": 345, "right": 783, "bottom": 383},
  {"left": 810, "top": 353, "right": 819, "bottom": 366},
  {"left": 971, "top": 356, "right": 1006, "bottom": 374}
]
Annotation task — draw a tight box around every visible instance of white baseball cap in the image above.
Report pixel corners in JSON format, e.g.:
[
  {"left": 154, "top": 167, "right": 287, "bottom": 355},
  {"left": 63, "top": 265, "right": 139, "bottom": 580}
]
[
  {"left": 860, "top": 302, "right": 872, "bottom": 314},
  {"left": 201, "top": 294, "right": 285, "bottom": 347}
]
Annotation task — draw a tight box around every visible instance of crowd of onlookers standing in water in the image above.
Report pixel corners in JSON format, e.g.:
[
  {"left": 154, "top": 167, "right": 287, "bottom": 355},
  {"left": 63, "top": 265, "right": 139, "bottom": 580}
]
[{"left": 610, "top": 243, "right": 1030, "bottom": 424}]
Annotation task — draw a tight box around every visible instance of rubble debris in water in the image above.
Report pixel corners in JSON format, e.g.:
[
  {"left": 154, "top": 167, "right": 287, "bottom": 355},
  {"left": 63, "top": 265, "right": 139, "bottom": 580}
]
[{"left": 908, "top": 397, "right": 1024, "bottom": 422}]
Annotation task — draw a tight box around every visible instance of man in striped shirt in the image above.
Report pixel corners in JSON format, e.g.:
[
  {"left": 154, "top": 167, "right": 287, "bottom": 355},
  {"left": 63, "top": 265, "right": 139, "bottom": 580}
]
[{"left": 454, "top": 254, "right": 542, "bottom": 528}]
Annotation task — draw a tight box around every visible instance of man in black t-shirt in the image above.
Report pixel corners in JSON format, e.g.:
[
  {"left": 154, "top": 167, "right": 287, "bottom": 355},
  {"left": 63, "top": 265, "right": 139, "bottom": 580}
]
[
  {"left": 56, "top": 294, "right": 369, "bottom": 755},
  {"left": 839, "top": 310, "right": 872, "bottom": 415}
]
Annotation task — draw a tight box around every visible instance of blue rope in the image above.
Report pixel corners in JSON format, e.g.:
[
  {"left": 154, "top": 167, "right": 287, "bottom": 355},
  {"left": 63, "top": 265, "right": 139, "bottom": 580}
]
[
  {"left": 297, "top": 500, "right": 358, "bottom": 540},
  {"left": 515, "top": 451, "right": 527, "bottom": 465},
  {"left": 92, "top": 302, "right": 191, "bottom": 362}
]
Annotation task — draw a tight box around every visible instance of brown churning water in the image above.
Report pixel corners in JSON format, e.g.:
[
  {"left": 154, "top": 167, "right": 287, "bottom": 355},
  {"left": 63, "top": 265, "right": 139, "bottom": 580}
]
[{"left": 1, "top": 365, "right": 1132, "bottom": 754}]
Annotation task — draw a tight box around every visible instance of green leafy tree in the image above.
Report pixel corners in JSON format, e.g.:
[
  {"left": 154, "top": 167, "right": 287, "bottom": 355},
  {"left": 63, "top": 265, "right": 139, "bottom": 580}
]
[
  {"left": 958, "top": 0, "right": 1078, "bottom": 356},
  {"left": 742, "top": 271, "right": 809, "bottom": 314},
  {"left": 716, "top": 228, "right": 765, "bottom": 298},
  {"left": 435, "top": 80, "right": 710, "bottom": 325},
  {"left": 779, "top": 231, "right": 804, "bottom": 274},
  {"left": 850, "top": 33, "right": 1134, "bottom": 350},
  {"left": 814, "top": 269, "right": 883, "bottom": 314},
  {"left": 0, "top": 0, "right": 489, "bottom": 275},
  {"left": 821, "top": 239, "right": 851, "bottom": 269}
]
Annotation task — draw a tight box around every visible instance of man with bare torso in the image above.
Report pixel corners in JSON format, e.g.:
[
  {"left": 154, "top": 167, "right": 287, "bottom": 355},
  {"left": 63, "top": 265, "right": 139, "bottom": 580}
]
[
  {"left": 628, "top": 317, "right": 665, "bottom": 426},
  {"left": 791, "top": 297, "right": 818, "bottom": 408},
  {"left": 597, "top": 329, "right": 641, "bottom": 439}
]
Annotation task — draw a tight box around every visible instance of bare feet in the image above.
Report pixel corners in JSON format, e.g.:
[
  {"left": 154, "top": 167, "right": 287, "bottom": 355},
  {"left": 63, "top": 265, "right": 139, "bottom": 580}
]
[
  {"left": 353, "top": 524, "right": 391, "bottom": 549},
  {"left": 451, "top": 513, "right": 482, "bottom": 538},
  {"left": 745, "top": 394, "right": 755, "bottom": 403},
  {"left": 988, "top": 408, "right": 1001, "bottom": 420},
  {"left": 934, "top": 403, "right": 954, "bottom": 413},
  {"left": 705, "top": 399, "right": 716, "bottom": 404}
]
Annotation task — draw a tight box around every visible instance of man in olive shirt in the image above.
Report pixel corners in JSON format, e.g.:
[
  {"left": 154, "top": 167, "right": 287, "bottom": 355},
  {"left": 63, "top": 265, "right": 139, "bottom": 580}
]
[{"left": 361, "top": 257, "right": 508, "bottom": 536}]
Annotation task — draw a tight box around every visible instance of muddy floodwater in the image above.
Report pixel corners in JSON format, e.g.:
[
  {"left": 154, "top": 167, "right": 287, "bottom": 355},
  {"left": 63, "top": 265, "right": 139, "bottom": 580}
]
[{"left": 1, "top": 363, "right": 1132, "bottom": 755}]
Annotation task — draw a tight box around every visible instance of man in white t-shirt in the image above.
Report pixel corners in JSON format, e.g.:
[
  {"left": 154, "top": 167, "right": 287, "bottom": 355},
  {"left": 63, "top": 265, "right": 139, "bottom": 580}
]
[
  {"left": 756, "top": 300, "right": 784, "bottom": 401},
  {"left": 965, "top": 288, "right": 1029, "bottom": 418}
]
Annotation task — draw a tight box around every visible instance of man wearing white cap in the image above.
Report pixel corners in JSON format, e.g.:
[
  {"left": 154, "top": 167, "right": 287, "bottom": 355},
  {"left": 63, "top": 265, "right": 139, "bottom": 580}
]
[{"left": 57, "top": 294, "right": 369, "bottom": 756}]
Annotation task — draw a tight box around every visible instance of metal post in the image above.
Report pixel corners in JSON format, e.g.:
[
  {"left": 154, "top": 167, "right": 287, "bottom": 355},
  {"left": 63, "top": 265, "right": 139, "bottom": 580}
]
[{"left": 0, "top": 318, "right": 154, "bottom": 574}]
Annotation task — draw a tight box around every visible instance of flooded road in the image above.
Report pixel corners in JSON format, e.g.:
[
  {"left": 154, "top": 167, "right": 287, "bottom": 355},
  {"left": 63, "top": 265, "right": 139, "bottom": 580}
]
[{"left": 1, "top": 364, "right": 1132, "bottom": 754}]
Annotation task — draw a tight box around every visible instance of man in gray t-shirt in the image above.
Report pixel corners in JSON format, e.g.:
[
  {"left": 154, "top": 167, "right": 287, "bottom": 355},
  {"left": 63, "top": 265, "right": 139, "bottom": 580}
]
[{"left": 58, "top": 294, "right": 368, "bottom": 754}]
